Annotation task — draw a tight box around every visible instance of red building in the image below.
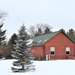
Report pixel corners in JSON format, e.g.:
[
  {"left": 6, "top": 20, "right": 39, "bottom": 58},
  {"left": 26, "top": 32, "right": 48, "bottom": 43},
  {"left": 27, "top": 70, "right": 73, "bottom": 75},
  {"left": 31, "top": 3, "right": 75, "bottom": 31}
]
[{"left": 30, "top": 29, "right": 75, "bottom": 60}]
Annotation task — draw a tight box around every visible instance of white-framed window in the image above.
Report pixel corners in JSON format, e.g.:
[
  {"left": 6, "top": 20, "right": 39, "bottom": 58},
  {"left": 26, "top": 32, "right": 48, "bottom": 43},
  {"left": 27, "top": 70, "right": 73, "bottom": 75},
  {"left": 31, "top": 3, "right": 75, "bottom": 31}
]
[
  {"left": 50, "top": 47, "right": 55, "bottom": 55},
  {"left": 66, "top": 47, "right": 70, "bottom": 55}
]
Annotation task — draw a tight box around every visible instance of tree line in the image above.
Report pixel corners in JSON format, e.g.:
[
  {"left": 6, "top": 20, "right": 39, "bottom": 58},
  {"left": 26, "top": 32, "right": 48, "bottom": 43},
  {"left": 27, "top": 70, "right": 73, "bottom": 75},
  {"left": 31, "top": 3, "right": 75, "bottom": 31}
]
[
  {"left": 0, "top": 11, "right": 75, "bottom": 59},
  {"left": 29, "top": 24, "right": 52, "bottom": 37}
]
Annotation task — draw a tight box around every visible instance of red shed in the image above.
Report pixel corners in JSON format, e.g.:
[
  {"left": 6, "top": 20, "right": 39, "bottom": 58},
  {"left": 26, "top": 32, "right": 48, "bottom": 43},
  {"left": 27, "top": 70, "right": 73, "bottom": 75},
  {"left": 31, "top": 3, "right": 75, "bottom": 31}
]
[{"left": 30, "top": 29, "right": 75, "bottom": 60}]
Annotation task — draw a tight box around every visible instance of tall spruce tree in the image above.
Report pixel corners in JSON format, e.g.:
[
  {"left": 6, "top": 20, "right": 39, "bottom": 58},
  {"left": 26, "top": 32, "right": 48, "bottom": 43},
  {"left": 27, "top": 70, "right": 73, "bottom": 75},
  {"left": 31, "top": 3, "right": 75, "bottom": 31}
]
[
  {"left": 11, "top": 25, "right": 34, "bottom": 72},
  {"left": 0, "top": 23, "right": 6, "bottom": 45}
]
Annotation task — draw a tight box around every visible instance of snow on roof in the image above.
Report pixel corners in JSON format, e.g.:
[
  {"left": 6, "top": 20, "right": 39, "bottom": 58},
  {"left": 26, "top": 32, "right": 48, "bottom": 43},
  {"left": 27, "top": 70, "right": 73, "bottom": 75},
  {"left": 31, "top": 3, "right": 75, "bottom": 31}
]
[
  {"left": 44, "top": 38, "right": 49, "bottom": 42},
  {"left": 27, "top": 39, "right": 33, "bottom": 45},
  {"left": 39, "top": 40, "right": 42, "bottom": 43}
]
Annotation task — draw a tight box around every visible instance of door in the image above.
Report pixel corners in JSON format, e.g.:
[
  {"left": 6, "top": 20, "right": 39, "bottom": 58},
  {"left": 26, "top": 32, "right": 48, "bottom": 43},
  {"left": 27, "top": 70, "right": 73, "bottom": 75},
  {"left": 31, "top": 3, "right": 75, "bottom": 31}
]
[
  {"left": 46, "top": 54, "right": 50, "bottom": 61},
  {"left": 46, "top": 55, "right": 48, "bottom": 61}
]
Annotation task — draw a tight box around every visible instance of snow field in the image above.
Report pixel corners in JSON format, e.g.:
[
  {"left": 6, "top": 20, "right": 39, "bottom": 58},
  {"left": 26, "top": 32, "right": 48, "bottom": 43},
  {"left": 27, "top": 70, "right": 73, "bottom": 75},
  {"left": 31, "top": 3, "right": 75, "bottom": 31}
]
[{"left": 0, "top": 60, "right": 75, "bottom": 75}]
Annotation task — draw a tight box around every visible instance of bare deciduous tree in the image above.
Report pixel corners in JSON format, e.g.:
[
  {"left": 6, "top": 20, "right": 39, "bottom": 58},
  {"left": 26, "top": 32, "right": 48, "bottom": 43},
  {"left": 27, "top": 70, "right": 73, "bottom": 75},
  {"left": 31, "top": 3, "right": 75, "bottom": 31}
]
[
  {"left": 28, "top": 25, "right": 36, "bottom": 37},
  {"left": 28, "top": 23, "right": 52, "bottom": 37},
  {"left": 36, "top": 23, "right": 52, "bottom": 34},
  {"left": 0, "top": 10, "right": 8, "bottom": 23}
]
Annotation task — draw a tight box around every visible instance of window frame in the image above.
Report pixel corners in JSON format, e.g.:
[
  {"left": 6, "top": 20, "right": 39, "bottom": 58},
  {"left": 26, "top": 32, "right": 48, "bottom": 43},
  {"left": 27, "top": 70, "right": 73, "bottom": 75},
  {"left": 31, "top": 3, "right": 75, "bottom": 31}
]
[
  {"left": 66, "top": 47, "right": 70, "bottom": 55},
  {"left": 50, "top": 47, "right": 55, "bottom": 55}
]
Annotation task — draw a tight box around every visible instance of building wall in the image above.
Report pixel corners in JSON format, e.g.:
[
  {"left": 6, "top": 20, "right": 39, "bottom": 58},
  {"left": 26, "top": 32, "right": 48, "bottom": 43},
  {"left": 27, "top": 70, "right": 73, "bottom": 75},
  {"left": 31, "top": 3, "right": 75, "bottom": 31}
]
[
  {"left": 45, "top": 33, "right": 75, "bottom": 60},
  {"left": 30, "top": 46, "right": 43, "bottom": 60}
]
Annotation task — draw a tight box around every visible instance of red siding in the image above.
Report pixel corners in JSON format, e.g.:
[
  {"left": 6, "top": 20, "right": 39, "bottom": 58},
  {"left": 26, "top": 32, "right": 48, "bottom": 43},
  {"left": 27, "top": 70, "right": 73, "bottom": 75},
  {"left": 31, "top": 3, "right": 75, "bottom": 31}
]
[
  {"left": 45, "top": 33, "right": 75, "bottom": 60},
  {"left": 31, "top": 46, "right": 43, "bottom": 59}
]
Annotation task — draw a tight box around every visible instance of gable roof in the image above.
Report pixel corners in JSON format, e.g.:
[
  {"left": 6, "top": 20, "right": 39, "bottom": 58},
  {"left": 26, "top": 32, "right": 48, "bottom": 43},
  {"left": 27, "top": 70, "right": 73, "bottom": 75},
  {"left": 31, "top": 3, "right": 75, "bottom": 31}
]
[{"left": 30, "top": 29, "right": 75, "bottom": 47}]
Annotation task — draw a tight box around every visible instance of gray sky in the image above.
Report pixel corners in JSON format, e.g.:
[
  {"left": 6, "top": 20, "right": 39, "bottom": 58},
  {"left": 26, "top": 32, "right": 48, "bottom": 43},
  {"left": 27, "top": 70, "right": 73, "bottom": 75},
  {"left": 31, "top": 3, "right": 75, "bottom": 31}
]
[{"left": 0, "top": 0, "right": 75, "bottom": 39}]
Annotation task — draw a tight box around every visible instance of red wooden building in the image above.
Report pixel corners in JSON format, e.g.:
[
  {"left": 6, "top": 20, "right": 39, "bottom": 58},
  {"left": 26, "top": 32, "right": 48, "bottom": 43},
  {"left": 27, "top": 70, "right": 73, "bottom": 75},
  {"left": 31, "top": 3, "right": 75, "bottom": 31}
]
[{"left": 30, "top": 29, "right": 75, "bottom": 60}]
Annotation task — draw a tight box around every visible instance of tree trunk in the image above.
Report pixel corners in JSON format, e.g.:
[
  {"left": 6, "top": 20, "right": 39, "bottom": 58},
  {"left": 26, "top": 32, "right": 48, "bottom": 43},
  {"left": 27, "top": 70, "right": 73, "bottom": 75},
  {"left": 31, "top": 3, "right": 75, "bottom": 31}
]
[{"left": 22, "top": 64, "right": 24, "bottom": 71}]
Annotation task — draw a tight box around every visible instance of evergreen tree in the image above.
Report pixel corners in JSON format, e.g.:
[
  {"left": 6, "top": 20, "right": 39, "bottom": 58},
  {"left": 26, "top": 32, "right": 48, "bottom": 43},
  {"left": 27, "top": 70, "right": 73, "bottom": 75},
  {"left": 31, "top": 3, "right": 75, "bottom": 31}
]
[
  {"left": 4, "top": 33, "right": 18, "bottom": 59},
  {"left": 0, "top": 11, "right": 7, "bottom": 58},
  {"left": 11, "top": 25, "right": 34, "bottom": 72},
  {"left": 44, "top": 27, "right": 52, "bottom": 34},
  {"left": 67, "top": 29, "right": 75, "bottom": 40},
  {"left": 8, "top": 33, "right": 18, "bottom": 45},
  {"left": 0, "top": 23, "right": 6, "bottom": 45},
  {"left": 35, "top": 28, "right": 42, "bottom": 36},
  {"left": 0, "top": 23, "right": 6, "bottom": 58}
]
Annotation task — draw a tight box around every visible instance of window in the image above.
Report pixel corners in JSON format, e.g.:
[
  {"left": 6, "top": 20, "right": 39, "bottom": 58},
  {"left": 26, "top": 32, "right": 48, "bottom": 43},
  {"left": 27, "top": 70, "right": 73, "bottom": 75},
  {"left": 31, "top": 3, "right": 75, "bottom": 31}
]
[
  {"left": 66, "top": 47, "right": 70, "bottom": 55},
  {"left": 50, "top": 47, "right": 55, "bottom": 55}
]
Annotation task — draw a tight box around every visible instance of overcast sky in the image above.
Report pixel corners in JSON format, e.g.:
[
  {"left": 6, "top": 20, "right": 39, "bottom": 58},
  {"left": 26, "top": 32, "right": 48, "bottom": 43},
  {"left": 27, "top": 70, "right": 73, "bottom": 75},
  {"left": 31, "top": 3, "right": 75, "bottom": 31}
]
[{"left": 0, "top": 0, "right": 75, "bottom": 39}]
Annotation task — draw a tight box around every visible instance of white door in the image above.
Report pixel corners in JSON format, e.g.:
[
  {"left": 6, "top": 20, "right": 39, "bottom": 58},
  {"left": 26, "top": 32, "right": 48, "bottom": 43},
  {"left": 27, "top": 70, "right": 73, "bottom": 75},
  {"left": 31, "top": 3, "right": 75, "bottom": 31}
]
[
  {"left": 46, "top": 54, "right": 50, "bottom": 61},
  {"left": 46, "top": 55, "right": 49, "bottom": 61}
]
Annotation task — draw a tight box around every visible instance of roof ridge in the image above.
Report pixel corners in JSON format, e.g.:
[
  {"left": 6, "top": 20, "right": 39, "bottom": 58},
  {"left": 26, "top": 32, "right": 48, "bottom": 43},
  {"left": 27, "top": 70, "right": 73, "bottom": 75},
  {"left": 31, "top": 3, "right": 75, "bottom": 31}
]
[{"left": 32, "top": 30, "right": 59, "bottom": 39}]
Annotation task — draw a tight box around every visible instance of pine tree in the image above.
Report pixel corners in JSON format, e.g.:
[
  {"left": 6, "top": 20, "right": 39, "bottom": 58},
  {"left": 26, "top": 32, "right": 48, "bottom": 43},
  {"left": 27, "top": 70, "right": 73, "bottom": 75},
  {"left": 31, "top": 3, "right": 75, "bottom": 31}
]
[
  {"left": 35, "top": 28, "right": 42, "bottom": 36},
  {"left": 0, "top": 23, "right": 6, "bottom": 45},
  {"left": 11, "top": 25, "right": 35, "bottom": 72},
  {"left": 44, "top": 27, "right": 52, "bottom": 34},
  {"left": 0, "top": 23, "right": 6, "bottom": 58},
  {"left": 4, "top": 33, "right": 18, "bottom": 59},
  {"left": 67, "top": 29, "right": 75, "bottom": 40}
]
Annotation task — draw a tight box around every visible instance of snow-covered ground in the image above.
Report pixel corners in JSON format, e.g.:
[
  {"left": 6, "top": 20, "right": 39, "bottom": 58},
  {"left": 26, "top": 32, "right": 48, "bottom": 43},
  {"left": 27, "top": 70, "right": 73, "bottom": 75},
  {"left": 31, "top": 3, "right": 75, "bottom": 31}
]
[{"left": 0, "top": 59, "right": 75, "bottom": 75}]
